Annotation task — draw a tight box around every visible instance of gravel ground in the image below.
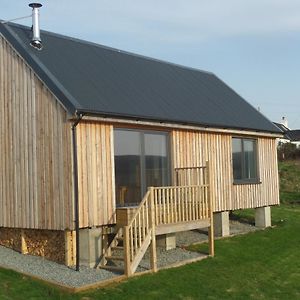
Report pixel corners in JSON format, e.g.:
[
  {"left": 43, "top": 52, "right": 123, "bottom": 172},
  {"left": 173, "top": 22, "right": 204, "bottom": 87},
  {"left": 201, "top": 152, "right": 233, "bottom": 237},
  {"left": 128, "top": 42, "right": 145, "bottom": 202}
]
[
  {"left": 0, "top": 245, "right": 117, "bottom": 287},
  {"left": 0, "top": 244, "right": 203, "bottom": 287},
  {"left": 137, "top": 246, "right": 204, "bottom": 272},
  {"left": 176, "top": 219, "right": 257, "bottom": 247},
  {"left": 0, "top": 220, "right": 256, "bottom": 288},
  {"left": 176, "top": 230, "right": 208, "bottom": 246},
  {"left": 229, "top": 220, "right": 257, "bottom": 235}
]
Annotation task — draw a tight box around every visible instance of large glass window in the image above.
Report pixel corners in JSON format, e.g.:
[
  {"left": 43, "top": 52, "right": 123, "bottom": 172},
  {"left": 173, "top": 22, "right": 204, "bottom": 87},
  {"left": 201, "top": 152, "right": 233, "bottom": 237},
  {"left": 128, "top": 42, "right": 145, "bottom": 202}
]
[
  {"left": 114, "top": 130, "right": 142, "bottom": 205},
  {"left": 232, "top": 137, "right": 258, "bottom": 183},
  {"left": 114, "top": 129, "right": 169, "bottom": 206}
]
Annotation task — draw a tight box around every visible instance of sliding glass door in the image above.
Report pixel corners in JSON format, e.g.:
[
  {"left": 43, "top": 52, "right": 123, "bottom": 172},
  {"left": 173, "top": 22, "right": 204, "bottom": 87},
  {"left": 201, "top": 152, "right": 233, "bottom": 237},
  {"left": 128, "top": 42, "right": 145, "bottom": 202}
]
[{"left": 114, "top": 129, "right": 170, "bottom": 206}]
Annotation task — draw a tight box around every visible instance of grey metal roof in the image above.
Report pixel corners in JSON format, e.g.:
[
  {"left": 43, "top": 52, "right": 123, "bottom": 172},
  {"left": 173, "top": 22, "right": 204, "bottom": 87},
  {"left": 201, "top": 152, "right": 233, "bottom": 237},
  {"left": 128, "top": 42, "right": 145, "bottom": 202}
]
[
  {"left": 0, "top": 22, "right": 281, "bottom": 133},
  {"left": 288, "top": 130, "right": 300, "bottom": 141},
  {"left": 273, "top": 122, "right": 289, "bottom": 133},
  {"left": 273, "top": 123, "right": 300, "bottom": 141}
]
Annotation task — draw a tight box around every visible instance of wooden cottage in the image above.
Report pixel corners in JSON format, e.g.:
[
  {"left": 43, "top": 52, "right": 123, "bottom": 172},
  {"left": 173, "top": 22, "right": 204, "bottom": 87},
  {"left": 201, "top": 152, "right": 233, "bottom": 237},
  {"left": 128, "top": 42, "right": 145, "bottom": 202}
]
[{"left": 0, "top": 22, "right": 281, "bottom": 275}]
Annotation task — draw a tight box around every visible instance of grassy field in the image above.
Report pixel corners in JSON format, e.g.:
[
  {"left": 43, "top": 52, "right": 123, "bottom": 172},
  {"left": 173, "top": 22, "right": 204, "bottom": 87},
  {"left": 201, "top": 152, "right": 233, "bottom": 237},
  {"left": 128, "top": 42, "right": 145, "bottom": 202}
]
[
  {"left": 1, "top": 161, "right": 300, "bottom": 299},
  {"left": 278, "top": 160, "right": 300, "bottom": 204}
]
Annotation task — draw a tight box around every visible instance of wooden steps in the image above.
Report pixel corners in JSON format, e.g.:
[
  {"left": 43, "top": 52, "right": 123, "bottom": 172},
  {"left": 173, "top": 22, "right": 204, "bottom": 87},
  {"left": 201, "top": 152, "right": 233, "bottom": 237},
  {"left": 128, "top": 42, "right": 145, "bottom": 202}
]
[
  {"left": 111, "top": 246, "right": 124, "bottom": 251},
  {"left": 98, "top": 227, "right": 126, "bottom": 273},
  {"left": 98, "top": 222, "right": 152, "bottom": 275},
  {"left": 105, "top": 255, "right": 124, "bottom": 261}
]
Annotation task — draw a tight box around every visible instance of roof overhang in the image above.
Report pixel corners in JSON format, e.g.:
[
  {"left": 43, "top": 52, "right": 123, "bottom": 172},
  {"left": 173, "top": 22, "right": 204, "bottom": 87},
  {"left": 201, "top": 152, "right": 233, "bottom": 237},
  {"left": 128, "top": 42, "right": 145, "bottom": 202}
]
[{"left": 71, "top": 113, "right": 283, "bottom": 138}]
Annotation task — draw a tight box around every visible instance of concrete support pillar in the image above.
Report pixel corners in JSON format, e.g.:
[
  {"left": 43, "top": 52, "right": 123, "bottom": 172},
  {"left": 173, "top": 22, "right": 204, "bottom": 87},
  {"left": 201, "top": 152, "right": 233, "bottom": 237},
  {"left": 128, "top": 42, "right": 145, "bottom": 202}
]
[
  {"left": 156, "top": 233, "right": 176, "bottom": 250},
  {"left": 213, "top": 211, "right": 230, "bottom": 237},
  {"left": 255, "top": 206, "right": 271, "bottom": 228},
  {"left": 79, "top": 227, "right": 103, "bottom": 268}
]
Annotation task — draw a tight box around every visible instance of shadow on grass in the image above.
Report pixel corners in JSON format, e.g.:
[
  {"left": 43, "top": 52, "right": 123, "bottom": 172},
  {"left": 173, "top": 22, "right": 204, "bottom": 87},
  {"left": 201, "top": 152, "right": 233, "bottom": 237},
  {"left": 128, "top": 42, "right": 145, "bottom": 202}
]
[{"left": 229, "top": 209, "right": 255, "bottom": 226}]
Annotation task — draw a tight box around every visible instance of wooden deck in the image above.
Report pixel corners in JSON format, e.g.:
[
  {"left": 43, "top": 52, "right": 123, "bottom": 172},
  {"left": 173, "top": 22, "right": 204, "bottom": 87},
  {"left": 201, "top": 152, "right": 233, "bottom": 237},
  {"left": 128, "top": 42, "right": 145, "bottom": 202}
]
[{"left": 98, "top": 163, "right": 215, "bottom": 277}]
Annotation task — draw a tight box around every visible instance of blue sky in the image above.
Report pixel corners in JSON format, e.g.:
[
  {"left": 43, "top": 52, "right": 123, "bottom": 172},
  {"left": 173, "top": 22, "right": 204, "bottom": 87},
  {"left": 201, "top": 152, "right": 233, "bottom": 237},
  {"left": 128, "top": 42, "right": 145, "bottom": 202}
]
[{"left": 3, "top": 0, "right": 300, "bottom": 128}]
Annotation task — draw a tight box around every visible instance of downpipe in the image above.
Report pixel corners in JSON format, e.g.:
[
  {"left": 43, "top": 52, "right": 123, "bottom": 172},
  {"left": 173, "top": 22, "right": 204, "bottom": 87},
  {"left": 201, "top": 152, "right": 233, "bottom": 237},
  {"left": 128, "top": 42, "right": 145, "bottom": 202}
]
[{"left": 71, "top": 112, "right": 84, "bottom": 271}]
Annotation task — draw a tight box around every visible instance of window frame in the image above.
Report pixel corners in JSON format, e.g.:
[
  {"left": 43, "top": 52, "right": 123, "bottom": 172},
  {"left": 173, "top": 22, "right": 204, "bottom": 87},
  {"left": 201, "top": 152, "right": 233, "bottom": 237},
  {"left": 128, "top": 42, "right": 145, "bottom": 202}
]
[{"left": 232, "top": 137, "right": 260, "bottom": 185}]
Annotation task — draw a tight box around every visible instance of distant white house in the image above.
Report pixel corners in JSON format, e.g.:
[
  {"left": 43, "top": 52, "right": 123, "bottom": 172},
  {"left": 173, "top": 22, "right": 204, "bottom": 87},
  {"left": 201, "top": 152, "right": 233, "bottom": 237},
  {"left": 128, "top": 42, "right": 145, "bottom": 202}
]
[{"left": 274, "top": 117, "right": 300, "bottom": 148}]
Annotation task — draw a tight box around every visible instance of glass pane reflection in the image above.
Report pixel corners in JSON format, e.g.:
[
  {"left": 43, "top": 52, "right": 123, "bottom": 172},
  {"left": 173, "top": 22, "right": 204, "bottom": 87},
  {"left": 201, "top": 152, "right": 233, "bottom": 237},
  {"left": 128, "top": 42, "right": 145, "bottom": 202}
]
[
  {"left": 114, "top": 129, "right": 169, "bottom": 206},
  {"left": 145, "top": 133, "right": 168, "bottom": 188},
  {"left": 114, "top": 130, "right": 141, "bottom": 206},
  {"left": 232, "top": 138, "right": 242, "bottom": 180}
]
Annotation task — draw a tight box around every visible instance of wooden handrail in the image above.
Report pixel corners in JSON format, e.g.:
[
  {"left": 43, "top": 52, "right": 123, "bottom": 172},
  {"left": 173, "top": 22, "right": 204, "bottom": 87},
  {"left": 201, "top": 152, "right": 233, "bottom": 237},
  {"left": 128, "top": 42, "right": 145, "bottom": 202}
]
[
  {"left": 174, "top": 166, "right": 206, "bottom": 170},
  {"left": 127, "top": 190, "right": 150, "bottom": 228},
  {"left": 124, "top": 189, "right": 153, "bottom": 275},
  {"left": 152, "top": 184, "right": 208, "bottom": 189}
]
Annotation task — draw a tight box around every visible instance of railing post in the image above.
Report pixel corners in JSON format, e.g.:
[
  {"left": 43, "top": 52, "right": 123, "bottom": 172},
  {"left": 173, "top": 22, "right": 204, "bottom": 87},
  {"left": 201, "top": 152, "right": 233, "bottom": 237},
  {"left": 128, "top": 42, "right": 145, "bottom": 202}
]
[
  {"left": 149, "top": 187, "right": 157, "bottom": 272},
  {"left": 124, "top": 226, "right": 131, "bottom": 276},
  {"left": 206, "top": 160, "right": 215, "bottom": 257}
]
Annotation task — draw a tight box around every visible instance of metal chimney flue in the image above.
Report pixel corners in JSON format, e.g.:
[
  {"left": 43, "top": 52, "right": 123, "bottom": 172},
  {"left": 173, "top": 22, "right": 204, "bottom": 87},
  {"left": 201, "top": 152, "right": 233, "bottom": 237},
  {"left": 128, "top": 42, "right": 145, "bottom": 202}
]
[{"left": 29, "top": 3, "right": 42, "bottom": 50}]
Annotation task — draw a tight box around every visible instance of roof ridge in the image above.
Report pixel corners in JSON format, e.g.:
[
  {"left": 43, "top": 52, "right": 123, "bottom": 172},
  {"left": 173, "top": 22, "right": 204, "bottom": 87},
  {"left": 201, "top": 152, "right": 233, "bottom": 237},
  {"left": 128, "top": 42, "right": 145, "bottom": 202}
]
[{"left": 3, "top": 21, "right": 214, "bottom": 76}]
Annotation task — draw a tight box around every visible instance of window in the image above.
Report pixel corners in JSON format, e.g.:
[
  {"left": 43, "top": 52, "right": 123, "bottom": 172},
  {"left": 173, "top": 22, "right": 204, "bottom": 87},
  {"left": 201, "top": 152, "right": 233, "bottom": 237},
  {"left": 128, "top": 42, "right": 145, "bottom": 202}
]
[
  {"left": 232, "top": 137, "right": 258, "bottom": 183},
  {"left": 114, "top": 129, "right": 170, "bottom": 206}
]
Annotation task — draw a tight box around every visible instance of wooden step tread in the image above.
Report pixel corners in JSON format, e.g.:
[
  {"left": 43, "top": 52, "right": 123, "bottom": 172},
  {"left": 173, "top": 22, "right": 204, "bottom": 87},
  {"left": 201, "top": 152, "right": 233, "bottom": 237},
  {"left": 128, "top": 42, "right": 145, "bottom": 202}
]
[
  {"left": 100, "top": 265, "right": 124, "bottom": 272},
  {"left": 105, "top": 255, "right": 124, "bottom": 261},
  {"left": 111, "top": 246, "right": 124, "bottom": 251}
]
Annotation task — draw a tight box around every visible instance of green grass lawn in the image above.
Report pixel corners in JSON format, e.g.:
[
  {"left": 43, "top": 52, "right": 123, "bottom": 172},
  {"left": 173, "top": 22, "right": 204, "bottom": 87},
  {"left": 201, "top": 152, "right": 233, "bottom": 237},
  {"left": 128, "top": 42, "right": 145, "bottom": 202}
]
[{"left": 1, "top": 204, "right": 300, "bottom": 300}]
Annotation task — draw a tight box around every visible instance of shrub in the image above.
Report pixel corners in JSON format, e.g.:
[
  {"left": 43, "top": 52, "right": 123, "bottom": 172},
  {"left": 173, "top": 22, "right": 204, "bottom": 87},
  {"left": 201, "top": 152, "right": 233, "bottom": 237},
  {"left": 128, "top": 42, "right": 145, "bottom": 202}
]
[{"left": 277, "top": 142, "right": 300, "bottom": 161}]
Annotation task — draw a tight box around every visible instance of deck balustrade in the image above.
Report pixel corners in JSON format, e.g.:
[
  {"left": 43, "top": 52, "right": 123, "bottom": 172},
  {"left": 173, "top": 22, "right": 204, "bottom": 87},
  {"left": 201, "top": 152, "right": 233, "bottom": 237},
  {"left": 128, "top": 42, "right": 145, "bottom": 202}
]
[{"left": 100, "top": 162, "right": 214, "bottom": 276}]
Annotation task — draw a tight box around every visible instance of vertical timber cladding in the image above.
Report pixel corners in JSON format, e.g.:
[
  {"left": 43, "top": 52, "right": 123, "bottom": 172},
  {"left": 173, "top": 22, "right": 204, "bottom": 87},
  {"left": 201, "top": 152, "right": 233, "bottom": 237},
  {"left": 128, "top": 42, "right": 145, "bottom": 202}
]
[
  {"left": 76, "top": 122, "right": 116, "bottom": 228},
  {"left": 232, "top": 137, "right": 280, "bottom": 210},
  {"left": 0, "top": 35, "right": 74, "bottom": 230},
  {"left": 171, "top": 130, "right": 232, "bottom": 212},
  {"left": 171, "top": 130, "right": 279, "bottom": 211}
]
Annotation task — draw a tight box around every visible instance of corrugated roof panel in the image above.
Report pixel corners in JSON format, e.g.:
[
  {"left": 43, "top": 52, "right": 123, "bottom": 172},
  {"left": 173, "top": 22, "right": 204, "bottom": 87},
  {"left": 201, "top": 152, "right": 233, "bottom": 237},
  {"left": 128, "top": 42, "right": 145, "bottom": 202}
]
[{"left": 0, "top": 22, "right": 281, "bottom": 133}]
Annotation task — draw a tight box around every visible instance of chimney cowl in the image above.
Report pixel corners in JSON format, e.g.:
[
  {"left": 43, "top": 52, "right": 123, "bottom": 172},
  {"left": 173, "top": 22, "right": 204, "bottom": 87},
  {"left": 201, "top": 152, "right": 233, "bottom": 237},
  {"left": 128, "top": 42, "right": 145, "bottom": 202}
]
[
  {"left": 29, "top": 3, "right": 43, "bottom": 50},
  {"left": 281, "top": 116, "right": 289, "bottom": 129}
]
